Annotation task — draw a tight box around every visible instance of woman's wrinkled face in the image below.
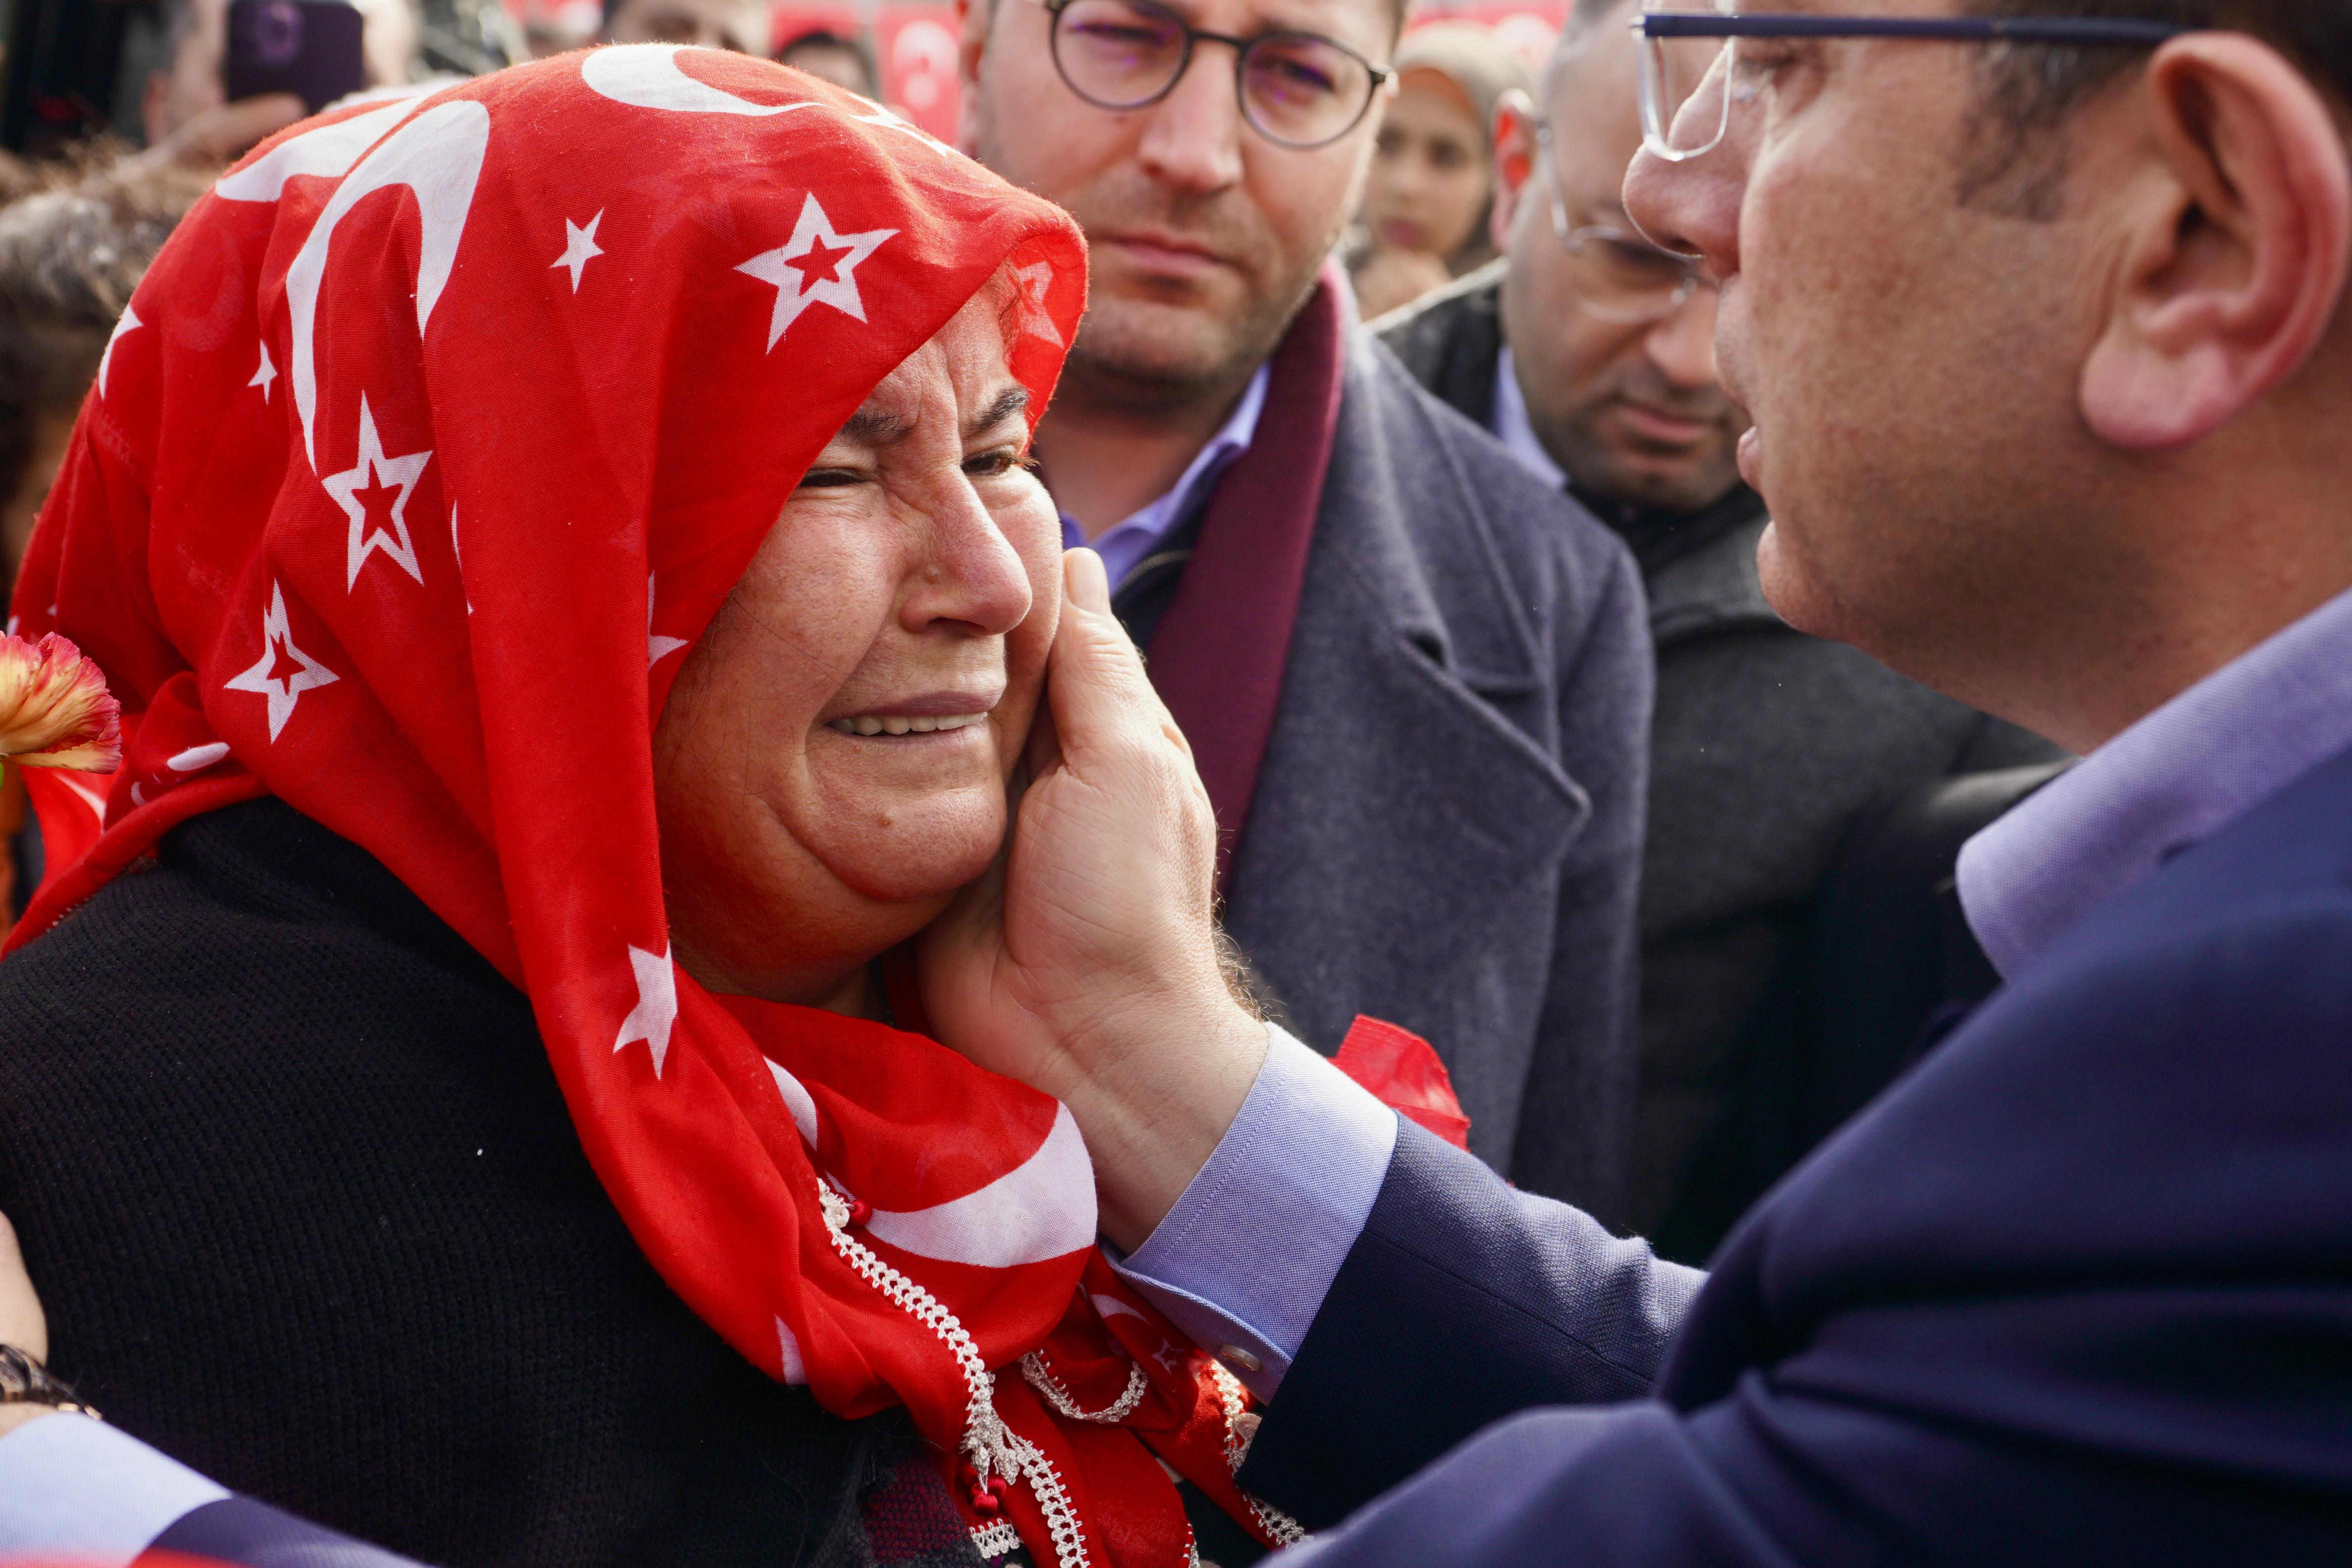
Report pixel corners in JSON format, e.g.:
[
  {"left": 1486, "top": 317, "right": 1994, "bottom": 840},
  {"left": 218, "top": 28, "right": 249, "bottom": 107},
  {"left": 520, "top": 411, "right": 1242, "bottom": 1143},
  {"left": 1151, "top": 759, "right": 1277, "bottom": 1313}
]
[{"left": 653, "top": 287, "right": 1061, "bottom": 1012}]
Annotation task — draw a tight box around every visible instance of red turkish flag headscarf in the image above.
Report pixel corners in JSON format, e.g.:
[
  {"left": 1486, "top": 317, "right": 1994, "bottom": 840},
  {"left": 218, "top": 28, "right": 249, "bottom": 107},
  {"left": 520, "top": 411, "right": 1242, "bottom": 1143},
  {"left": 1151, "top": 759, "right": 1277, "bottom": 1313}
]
[{"left": 6, "top": 50, "right": 1297, "bottom": 1568}]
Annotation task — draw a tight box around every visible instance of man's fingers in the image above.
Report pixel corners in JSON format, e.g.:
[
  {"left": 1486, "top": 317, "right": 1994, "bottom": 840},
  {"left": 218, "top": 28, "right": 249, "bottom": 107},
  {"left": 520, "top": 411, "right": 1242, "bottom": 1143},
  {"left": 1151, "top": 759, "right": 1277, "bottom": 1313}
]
[
  {"left": 0, "top": 1211, "right": 48, "bottom": 1364},
  {"left": 1048, "top": 549, "right": 1186, "bottom": 768}
]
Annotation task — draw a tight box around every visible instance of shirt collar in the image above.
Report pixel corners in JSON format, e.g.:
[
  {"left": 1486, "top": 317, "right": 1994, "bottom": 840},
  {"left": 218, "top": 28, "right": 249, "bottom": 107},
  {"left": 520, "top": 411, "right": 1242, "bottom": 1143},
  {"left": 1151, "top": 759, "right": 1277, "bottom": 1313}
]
[
  {"left": 1490, "top": 346, "right": 1567, "bottom": 490},
  {"left": 1059, "top": 363, "right": 1271, "bottom": 591},
  {"left": 1958, "top": 581, "right": 2352, "bottom": 980}
]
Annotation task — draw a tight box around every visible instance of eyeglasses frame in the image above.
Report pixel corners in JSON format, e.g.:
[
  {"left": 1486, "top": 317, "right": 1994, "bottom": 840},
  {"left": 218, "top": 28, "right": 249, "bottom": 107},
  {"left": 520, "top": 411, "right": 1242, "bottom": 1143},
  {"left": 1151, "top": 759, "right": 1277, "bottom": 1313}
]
[
  {"left": 1527, "top": 109, "right": 1715, "bottom": 323},
  {"left": 1630, "top": 9, "right": 2196, "bottom": 162},
  {"left": 1038, "top": 0, "right": 1396, "bottom": 150}
]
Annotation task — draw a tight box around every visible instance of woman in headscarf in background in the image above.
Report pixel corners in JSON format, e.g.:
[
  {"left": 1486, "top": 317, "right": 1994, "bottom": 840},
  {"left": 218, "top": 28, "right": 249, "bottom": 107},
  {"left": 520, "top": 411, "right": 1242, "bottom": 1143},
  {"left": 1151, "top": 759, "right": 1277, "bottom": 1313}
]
[
  {"left": 1348, "top": 21, "right": 1532, "bottom": 322},
  {"left": 0, "top": 49, "right": 1295, "bottom": 1568}
]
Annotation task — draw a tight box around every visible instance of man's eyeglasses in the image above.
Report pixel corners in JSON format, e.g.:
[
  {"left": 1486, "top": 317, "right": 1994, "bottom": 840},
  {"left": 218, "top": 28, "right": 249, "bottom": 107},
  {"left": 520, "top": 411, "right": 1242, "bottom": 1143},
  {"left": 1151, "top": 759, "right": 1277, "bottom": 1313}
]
[
  {"left": 1531, "top": 113, "right": 1717, "bottom": 323},
  {"left": 1040, "top": 0, "right": 1393, "bottom": 150},
  {"left": 1633, "top": 5, "right": 2194, "bottom": 163}
]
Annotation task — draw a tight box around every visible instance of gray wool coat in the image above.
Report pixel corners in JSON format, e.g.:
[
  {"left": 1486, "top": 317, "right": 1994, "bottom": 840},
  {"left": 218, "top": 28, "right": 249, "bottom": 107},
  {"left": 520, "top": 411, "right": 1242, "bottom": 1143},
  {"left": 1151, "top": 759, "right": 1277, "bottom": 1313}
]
[{"left": 1124, "top": 326, "right": 1654, "bottom": 1221}]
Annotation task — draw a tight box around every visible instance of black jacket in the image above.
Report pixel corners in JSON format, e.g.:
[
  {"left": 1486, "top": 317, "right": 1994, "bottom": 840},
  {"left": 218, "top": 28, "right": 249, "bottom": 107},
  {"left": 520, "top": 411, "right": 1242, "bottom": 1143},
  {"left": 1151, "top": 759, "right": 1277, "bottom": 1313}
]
[
  {"left": 0, "top": 800, "right": 968, "bottom": 1568},
  {"left": 1377, "top": 272, "right": 2068, "bottom": 1259}
]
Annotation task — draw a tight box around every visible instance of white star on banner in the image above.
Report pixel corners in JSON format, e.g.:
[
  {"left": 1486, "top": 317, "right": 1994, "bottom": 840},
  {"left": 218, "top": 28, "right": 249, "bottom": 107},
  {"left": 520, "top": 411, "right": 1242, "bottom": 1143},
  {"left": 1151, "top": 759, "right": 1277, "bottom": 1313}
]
[
  {"left": 647, "top": 573, "right": 689, "bottom": 668},
  {"left": 553, "top": 210, "right": 606, "bottom": 293},
  {"left": 1014, "top": 260, "right": 1063, "bottom": 347},
  {"left": 223, "top": 582, "right": 340, "bottom": 740},
  {"left": 323, "top": 394, "right": 434, "bottom": 590},
  {"left": 614, "top": 942, "right": 679, "bottom": 1077},
  {"left": 97, "top": 304, "right": 142, "bottom": 398},
  {"left": 249, "top": 343, "right": 278, "bottom": 402},
  {"left": 735, "top": 195, "right": 897, "bottom": 352}
]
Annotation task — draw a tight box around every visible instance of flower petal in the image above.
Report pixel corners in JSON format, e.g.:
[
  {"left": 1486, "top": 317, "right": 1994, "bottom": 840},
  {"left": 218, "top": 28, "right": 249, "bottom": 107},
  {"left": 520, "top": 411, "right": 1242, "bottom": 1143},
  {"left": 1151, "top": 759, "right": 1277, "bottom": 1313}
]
[{"left": 0, "top": 633, "right": 122, "bottom": 773}]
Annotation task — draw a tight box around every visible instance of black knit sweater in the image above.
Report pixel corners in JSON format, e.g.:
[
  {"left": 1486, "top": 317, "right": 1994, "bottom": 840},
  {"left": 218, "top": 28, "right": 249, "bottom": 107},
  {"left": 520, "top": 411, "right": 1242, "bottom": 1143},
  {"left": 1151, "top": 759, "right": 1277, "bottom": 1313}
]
[{"left": 0, "top": 799, "right": 981, "bottom": 1568}]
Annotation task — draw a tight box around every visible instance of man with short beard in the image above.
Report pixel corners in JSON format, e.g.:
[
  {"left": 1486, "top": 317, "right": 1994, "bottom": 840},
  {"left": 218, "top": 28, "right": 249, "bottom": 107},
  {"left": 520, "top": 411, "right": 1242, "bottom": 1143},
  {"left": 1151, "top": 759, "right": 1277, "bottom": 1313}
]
[
  {"left": 955, "top": 0, "right": 1654, "bottom": 1217},
  {"left": 1377, "top": 0, "right": 2067, "bottom": 1261}
]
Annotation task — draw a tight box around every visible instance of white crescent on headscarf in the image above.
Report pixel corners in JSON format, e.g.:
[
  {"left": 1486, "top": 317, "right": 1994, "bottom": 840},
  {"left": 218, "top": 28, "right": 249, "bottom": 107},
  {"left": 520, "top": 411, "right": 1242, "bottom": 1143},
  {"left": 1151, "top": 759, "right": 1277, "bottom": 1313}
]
[
  {"left": 765, "top": 1056, "right": 1098, "bottom": 1270},
  {"left": 284, "top": 98, "right": 491, "bottom": 468},
  {"left": 1088, "top": 1292, "right": 1151, "bottom": 1325},
  {"left": 583, "top": 43, "right": 828, "bottom": 117},
  {"left": 212, "top": 95, "right": 428, "bottom": 203}
]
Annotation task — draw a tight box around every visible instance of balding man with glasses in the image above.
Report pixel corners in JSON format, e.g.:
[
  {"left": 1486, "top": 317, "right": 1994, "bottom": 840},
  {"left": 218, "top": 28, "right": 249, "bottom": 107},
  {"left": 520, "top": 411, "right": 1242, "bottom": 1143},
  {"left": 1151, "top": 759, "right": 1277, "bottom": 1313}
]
[
  {"left": 949, "top": 0, "right": 1659, "bottom": 1218},
  {"left": 1377, "top": 0, "right": 2066, "bottom": 1265}
]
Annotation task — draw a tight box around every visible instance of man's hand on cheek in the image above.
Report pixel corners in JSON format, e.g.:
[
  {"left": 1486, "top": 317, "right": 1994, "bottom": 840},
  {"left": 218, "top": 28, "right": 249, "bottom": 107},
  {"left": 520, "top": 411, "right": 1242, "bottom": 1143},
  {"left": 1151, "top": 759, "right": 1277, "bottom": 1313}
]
[{"left": 920, "top": 549, "right": 1269, "bottom": 1253}]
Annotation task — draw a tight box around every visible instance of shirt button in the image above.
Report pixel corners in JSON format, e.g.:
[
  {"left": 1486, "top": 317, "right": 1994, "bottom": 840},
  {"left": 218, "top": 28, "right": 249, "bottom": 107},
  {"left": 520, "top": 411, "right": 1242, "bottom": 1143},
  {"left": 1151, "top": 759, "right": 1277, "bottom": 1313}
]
[{"left": 1216, "top": 1344, "right": 1262, "bottom": 1373}]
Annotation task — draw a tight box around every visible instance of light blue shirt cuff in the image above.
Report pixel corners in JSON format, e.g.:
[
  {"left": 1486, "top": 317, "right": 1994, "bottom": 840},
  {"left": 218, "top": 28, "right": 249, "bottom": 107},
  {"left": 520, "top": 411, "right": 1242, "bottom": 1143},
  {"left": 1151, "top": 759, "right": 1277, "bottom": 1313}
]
[
  {"left": 1110, "top": 1021, "right": 1399, "bottom": 1401},
  {"left": 0, "top": 1413, "right": 229, "bottom": 1562}
]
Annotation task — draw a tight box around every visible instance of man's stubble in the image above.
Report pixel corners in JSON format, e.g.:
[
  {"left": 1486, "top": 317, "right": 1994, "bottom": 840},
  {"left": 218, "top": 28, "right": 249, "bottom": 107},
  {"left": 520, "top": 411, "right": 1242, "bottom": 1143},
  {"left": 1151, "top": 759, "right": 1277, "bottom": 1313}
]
[{"left": 969, "top": 105, "right": 1363, "bottom": 416}]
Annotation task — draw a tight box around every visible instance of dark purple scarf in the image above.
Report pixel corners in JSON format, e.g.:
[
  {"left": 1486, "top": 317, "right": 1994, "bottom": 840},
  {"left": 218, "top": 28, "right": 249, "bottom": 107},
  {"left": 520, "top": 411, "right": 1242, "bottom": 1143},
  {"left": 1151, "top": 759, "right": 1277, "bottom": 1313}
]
[{"left": 1144, "top": 269, "right": 1348, "bottom": 891}]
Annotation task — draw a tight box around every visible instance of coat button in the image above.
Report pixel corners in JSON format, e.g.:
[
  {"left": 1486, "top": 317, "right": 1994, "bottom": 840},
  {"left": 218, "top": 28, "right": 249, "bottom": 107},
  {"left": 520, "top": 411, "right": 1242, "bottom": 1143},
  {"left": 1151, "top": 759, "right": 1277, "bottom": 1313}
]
[{"left": 1216, "top": 1344, "right": 1262, "bottom": 1373}]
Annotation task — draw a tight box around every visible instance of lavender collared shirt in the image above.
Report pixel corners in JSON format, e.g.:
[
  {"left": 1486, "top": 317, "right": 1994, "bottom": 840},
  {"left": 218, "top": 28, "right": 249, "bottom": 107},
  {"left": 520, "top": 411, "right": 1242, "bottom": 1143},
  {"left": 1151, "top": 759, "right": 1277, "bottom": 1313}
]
[
  {"left": 1490, "top": 347, "right": 1567, "bottom": 490},
  {"left": 1057, "top": 364, "right": 1269, "bottom": 591},
  {"left": 1958, "top": 582, "right": 2352, "bottom": 978}
]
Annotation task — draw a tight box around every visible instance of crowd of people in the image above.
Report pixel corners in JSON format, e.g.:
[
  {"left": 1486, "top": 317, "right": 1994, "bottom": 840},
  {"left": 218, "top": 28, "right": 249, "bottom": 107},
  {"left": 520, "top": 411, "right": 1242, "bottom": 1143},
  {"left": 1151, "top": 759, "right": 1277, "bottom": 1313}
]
[{"left": 0, "top": 0, "right": 2344, "bottom": 1564}]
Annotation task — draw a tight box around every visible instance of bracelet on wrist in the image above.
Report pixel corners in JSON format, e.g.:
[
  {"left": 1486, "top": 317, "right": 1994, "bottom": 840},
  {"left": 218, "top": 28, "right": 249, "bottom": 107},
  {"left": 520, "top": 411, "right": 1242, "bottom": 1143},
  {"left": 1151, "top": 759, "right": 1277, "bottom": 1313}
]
[{"left": 0, "top": 1343, "right": 98, "bottom": 1419}]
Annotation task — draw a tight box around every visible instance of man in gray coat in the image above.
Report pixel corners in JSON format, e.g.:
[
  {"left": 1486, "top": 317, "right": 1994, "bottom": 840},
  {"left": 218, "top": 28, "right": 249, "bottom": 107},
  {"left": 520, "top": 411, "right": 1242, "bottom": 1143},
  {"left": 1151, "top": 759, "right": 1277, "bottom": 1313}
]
[
  {"left": 958, "top": 0, "right": 1650, "bottom": 1217},
  {"left": 1375, "top": 0, "right": 2065, "bottom": 1257}
]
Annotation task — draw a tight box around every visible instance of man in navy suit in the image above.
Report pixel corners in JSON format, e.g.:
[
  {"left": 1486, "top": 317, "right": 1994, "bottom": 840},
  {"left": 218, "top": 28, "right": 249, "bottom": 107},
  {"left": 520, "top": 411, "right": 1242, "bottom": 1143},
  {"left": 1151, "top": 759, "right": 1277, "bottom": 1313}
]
[
  {"left": 919, "top": 0, "right": 2352, "bottom": 1561},
  {"left": 4, "top": 3, "right": 2350, "bottom": 1562}
]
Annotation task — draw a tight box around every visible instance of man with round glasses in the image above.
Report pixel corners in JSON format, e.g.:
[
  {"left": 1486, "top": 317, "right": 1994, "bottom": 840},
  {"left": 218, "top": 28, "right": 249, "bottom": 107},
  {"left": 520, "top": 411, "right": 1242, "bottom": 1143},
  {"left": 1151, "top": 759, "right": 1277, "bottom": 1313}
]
[
  {"left": 951, "top": 0, "right": 1660, "bottom": 1218},
  {"left": 1378, "top": 0, "right": 2065, "bottom": 1263}
]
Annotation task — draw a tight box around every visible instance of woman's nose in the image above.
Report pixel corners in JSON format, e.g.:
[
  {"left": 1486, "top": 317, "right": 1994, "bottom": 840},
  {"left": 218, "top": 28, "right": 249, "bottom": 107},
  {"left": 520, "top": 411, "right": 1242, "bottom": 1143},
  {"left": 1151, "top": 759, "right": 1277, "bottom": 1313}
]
[{"left": 901, "top": 474, "right": 1035, "bottom": 637}]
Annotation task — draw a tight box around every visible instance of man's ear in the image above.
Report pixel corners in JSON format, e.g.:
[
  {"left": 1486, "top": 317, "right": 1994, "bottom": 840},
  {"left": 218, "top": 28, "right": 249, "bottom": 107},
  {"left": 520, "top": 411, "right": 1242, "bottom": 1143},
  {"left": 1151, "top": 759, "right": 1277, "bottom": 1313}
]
[
  {"left": 1491, "top": 89, "right": 1539, "bottom": 252},
  {"left": 2082, "top": 34, "right": 2352, "bottom": 451}
]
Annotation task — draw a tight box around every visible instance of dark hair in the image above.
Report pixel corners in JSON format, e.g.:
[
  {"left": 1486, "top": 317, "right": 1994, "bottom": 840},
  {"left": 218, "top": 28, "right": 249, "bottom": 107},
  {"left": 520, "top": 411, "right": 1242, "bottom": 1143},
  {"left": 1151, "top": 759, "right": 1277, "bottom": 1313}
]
[
  {"left": 0, "top": 153, "right": 209, "bottom": 556},
  {"left": 1959, "top": 3, "right": 2350, "bottom": 213},
  {"left": 1568, "top": 0, "right": 1629, "bottom": 35},
  {"left": 1974, "top": 2, "right": 2352, "bottom": 127},
  {"left": 778, "top": 28, "right": 881, "bottom": 96}
]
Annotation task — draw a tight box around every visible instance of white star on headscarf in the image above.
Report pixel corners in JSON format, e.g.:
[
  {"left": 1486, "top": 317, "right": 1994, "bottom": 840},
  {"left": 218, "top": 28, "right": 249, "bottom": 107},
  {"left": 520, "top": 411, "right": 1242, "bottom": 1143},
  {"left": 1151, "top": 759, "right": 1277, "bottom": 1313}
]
[
  {"left": 97, "top": 304, "right": 142, "bottom": 398},
  {"left": 323, "top": 394, "right": 434, "bottom": 589},
  {"left": 735, "top": 195, "right": 897, "bottom": 351},
  {"left": 648, "top": 573, "right": 689, "bottom": 668},
  {"left": 1014, "top": 260, "right": 1063, "bottom": 346},
  {"left": 223, "top": 582, "right": 340, "bottom": 740},
  {"left": 614, "top": 942, "right": 679, "bottom": 1077},
  {"left": 250, "top": 343, "right": 278, "bottom": 402},
  {"left": 553, "top": 210, "right": 606, "bottom": 293},
  {"left": 849, "top": 101, "right": 956, "bottom": 158}
]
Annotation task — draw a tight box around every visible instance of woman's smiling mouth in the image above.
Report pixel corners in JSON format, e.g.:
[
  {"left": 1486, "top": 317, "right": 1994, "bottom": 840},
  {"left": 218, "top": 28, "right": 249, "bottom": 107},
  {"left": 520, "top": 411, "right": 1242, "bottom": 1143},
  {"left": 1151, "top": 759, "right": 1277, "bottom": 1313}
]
[{"left": 825, "top": 710, "right": 992, "bottom": 737}]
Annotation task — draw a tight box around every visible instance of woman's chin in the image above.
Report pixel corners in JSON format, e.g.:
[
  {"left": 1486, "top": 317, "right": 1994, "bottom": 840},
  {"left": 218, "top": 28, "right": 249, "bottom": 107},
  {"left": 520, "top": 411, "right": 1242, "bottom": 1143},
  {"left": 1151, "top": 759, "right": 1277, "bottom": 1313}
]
[{"left": 800, "top": 782, "right": 1009, "bottom": 906}]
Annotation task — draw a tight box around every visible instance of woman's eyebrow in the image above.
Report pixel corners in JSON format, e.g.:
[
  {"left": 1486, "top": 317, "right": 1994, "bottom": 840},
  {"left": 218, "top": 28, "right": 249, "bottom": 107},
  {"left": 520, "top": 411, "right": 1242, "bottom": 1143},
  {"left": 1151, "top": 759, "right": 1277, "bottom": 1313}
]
[
  {"left": 840, "top": 406, "right": 914, "bottom": 446},
  {"left": 965, "top": 386, "right": 1030, "bottom": 440}
]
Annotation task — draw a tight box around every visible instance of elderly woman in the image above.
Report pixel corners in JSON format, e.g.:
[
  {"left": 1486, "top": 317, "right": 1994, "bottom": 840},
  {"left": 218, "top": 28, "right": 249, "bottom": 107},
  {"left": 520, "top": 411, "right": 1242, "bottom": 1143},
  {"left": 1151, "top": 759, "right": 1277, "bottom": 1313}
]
[{"left": 0, "top": 51, "right": 1290, "bottom": 1568}]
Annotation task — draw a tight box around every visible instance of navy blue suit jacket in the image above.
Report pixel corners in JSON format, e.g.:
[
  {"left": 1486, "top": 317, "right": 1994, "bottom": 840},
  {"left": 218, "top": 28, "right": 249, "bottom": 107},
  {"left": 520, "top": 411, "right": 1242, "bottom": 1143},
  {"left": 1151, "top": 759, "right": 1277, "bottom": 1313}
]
[{"left": 1242, "top": 743, "right": 2352, "bottom": 1562}]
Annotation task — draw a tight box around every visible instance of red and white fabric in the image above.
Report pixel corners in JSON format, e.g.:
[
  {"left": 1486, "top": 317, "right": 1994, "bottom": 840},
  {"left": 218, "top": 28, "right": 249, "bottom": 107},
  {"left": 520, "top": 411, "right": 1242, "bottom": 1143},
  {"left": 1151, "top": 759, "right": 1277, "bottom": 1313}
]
[{"left": 5, "top": 49, "right": 1295, "bottom": 1568}]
